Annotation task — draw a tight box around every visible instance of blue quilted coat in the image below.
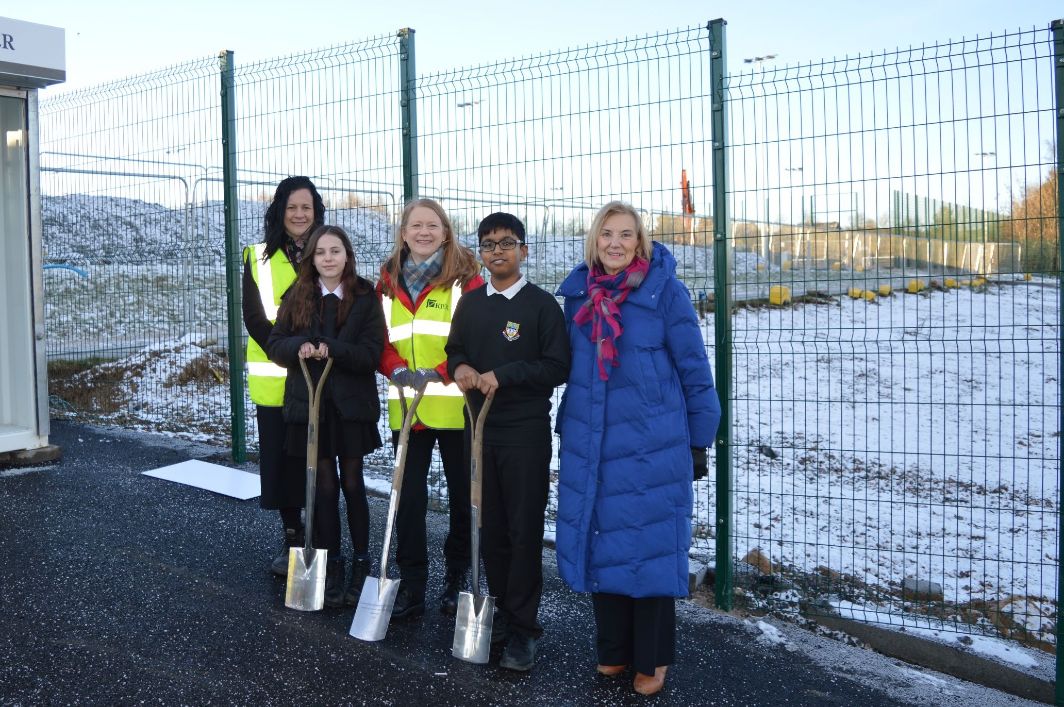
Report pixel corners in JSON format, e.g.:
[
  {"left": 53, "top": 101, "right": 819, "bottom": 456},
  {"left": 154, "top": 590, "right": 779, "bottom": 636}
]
[{"left": 555, "top": 241, "right": 721, "bottom": 598}]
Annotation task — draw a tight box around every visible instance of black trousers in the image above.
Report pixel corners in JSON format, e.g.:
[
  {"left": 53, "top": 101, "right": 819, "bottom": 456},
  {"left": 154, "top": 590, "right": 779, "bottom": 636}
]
[
  {"left": 592, "top": 593, "right": 676, "bottom": 676},
  {"left": 481, "top": 443, "right": 551, "bottom": 639},
  {"left": 256, "top": 405, "right": 302, "bottom": 512},
  {"left": 392, "top": 428, "right": 470, "bottom": 590}
]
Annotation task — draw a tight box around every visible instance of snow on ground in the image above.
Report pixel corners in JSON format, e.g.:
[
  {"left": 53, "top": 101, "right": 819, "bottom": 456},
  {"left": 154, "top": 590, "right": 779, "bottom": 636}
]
[
  {"left": 44, "top": 217, "right": 1059, "bottom": 665},
  {"left": 719, "top": 282, "right": 1059, "bottom": 649}
]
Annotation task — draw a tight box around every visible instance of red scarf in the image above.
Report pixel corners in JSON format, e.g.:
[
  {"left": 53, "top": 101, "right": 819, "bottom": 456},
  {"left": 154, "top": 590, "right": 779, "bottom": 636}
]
[{"left": 574, "top": 257, "right": 650, "bottom": 380}]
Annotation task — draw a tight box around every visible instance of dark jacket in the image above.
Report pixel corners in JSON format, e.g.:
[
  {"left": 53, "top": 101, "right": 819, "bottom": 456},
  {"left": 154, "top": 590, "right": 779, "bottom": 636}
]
[
  {"left": 267, "top": 276, "right": 385, "bottom": 425},
  {"left": 554, "top": 242, "right": 721, "bottom": 598}
]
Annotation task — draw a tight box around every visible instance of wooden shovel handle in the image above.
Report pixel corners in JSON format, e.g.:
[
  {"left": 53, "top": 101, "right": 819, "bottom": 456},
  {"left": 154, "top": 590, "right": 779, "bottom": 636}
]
[
  {"left": 299, "top": 357, "right": 333, "bottom": 553},
  {"left": 463, "top": 391, "right": 494, "bottom": 528}
]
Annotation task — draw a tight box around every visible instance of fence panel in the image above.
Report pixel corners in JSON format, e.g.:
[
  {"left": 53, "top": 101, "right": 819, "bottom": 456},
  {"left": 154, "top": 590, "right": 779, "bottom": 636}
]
[
  {"left": 227, "top": 35, "right": 405, "bottom": 467},
  {"left": 39, "top": 58, "right": 231, "bottom": 439},
  {"left": 722, "top": 24, "right": 1060, "bottom": 651},
  {"left": 412, "top": 25, "right": 716, "bottom": 537}
]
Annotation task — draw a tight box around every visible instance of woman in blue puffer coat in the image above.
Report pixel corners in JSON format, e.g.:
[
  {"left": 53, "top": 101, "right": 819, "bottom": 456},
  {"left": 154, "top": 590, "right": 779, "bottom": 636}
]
[{"left": 555, "top": 201, "right": 721, "bottom": 696}]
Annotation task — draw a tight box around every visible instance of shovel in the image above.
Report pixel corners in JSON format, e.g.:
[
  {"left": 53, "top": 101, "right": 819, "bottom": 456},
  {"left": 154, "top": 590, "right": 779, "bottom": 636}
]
[
  {"left": 349, "top": 381, "right": 427, "bottom": 641},
  {"left": 285, "top": 357, "right": 334, "bottom": 611},
  {"left": 451, "top": 391, "right": 495, "bottom": 664}
]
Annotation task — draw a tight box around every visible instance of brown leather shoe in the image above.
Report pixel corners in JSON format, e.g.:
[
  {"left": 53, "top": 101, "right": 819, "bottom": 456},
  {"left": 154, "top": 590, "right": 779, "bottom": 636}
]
[
  {"left": 633, "top": 666, "right": 668, "bottom": 696},
  {"left": 596, "top": 664, "right": 626, "bottom": 677}
]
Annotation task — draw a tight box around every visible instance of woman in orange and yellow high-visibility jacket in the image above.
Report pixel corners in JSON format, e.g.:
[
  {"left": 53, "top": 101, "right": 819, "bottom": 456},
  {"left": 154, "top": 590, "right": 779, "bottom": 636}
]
[{"left": 376, "top": 198, "right": 484, "bottom": 620}]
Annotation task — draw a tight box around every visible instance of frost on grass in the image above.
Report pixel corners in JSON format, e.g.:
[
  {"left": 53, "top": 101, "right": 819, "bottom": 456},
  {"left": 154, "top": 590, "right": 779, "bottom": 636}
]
[{"left": 50, "top": 335, "right": 232, "bottom": 442}]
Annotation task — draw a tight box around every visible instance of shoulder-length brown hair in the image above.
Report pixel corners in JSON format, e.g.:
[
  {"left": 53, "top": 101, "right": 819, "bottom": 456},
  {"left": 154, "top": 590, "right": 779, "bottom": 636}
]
[
  {"left": 584, "top": 201, "right": 652, "bottom": 269},
  {"left": 277, "top": 225, "right": 369, "bottom": 331},
  {"left": 380, "top": 198, "right": 480, "bottom": 297}
]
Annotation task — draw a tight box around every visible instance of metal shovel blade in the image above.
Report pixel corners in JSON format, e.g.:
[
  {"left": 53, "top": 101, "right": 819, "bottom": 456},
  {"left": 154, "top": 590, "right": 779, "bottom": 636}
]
[
  {"left": 451, "top": 591, "right": 495, "bottom": 664},
  {"left": 349, "top": 576, "right": 401, "bottom": 642},
  {"left": 284, "top": 547, "right": 327, "bottom": 612}
]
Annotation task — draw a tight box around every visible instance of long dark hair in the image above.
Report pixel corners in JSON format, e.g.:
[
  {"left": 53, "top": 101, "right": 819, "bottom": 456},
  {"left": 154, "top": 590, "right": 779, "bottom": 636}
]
[
  {"left": 262, "top": 176, "right": 326, "bottom": 261},
  {"left": 380, "top": 198, "right": 479, "bottom": 297},
  {"left": 277, "top": 225, "right": 369, "bottom": 331}
]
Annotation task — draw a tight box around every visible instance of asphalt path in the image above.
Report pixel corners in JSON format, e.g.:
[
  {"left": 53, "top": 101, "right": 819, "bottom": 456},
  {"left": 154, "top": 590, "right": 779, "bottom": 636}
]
[{"left": 0, "top": 422, "right": 1033, "bottom": 706}]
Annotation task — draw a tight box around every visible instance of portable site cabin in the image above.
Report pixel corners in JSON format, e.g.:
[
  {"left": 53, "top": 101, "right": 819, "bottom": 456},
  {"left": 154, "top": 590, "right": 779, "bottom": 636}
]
[{"left": 0, "top": 17, "right": 64, "bottom": 457}]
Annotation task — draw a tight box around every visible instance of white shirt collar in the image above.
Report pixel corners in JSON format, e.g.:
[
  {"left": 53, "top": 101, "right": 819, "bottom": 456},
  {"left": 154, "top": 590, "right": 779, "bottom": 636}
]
[
  {"left": 486, "top": 275, "right": 528, "bottom": 300},
  {"left": 319, "top": 280, "right": 344, "bottom": 298}
]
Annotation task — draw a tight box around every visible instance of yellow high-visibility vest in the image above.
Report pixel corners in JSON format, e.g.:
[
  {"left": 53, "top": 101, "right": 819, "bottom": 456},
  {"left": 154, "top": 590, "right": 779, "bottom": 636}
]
[
  {"left": 244, "top": 243, "right": 297, "bottom": 406},
  {"left": 383, "top": 283, "right": 465, "bottom": 429}
]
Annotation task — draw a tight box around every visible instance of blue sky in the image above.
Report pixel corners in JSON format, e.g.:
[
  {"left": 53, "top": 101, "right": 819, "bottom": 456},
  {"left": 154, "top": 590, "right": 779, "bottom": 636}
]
[{"left": 16, "top": 0, "right": 1064, "bottom": 91}]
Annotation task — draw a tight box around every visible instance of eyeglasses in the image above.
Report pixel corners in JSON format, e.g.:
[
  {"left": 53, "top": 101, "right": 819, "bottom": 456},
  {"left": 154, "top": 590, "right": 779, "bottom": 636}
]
[{"left": 478, "top": 238, "right": 521, "bottom": 252}]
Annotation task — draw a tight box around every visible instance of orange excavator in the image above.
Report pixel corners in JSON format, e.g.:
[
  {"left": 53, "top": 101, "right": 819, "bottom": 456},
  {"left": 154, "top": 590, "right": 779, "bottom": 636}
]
[{"left": 681, "top": 169, "right": 695, "bottom": 216}]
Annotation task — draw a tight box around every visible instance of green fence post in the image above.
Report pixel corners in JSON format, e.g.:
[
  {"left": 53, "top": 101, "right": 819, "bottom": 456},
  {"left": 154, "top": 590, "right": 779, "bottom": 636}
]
[
  {"left": 1052, "top": 20, "right": 1064, "bottom": 705},
  {"left": 709, "top": 17, "right": 733, "bottom": 611},
  {"left": 220, "top": 49, "right": 246, "bottom": 464},
  {"left": 398, "top": 28, "right": 418, "bottom": 203}
]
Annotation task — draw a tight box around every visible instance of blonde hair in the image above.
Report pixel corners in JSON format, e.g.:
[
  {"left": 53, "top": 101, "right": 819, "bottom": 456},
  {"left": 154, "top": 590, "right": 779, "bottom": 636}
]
[
  {"left": 381, "top": 198, "right": 479, "bottom": 297},
  {"left": 584, "top": 201, "right": 651, "bottom": 269}
]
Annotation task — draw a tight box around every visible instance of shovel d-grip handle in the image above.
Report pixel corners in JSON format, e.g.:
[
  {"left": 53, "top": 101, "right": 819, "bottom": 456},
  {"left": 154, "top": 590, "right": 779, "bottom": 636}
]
[
  {"left": 377, "top": 381, "right": 428, "bottom": 582},
  {"left": 299, "top": 357, "right": 333, "bottom": 555}
]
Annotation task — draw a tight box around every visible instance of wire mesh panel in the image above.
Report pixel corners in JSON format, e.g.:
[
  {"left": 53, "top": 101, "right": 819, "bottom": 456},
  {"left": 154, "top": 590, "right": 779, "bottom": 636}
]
[
  {"left": 38, "top": 58, "right": 230, "bottom": 439},
  {"left": 413, "top": 26, "right": 715, "bottom": 538},
  {"left": 723, "top": 25, "right": 1059, "bottom": 649},
  {"left": 227, "top": 35, "right": 405, "bottom": 465}
]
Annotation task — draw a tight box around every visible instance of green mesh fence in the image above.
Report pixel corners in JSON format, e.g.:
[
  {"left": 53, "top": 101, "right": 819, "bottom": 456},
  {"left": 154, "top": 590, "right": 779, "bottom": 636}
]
[
  {"left": 39, "top": 57, "right": 230, "bottom": 440},
  {"left": 719, "top": 22, "right": 1060, "bottom": 653},
  {"left": 35, "top": 19, "right": 1063, "bottom": 667}
]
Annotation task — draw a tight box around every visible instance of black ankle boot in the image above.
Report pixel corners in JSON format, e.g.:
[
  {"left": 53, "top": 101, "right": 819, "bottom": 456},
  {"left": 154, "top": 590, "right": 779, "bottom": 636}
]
[
  {"left": 270, "top": 527, "right": 303, "bottom": 577},
  {"left": 323, "top": 556, "right": 345, "bottom": 608},
  {"left": 344, "top": 557, "right": 372, "bottom": 606},
  {"left": 391, "top": 585, "right": 425, "bottom": 620},
  {"left": 439, "top": 566, "right": 467, "bottom": 616}
]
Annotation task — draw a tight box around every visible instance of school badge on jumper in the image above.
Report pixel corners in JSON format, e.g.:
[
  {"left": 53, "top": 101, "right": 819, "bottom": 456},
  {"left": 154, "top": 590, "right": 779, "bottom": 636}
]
[{"left": 502, "top": 321, "right": 521, "bottom": 342}]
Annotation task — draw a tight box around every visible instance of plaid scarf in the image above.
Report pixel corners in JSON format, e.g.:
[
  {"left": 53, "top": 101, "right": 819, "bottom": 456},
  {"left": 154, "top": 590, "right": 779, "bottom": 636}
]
[
  {"left": 574, "top": 256, "right": 650, "bottom": 381},
  {"left": 401, "top": 248, "right": 443, "bottom": 303}
]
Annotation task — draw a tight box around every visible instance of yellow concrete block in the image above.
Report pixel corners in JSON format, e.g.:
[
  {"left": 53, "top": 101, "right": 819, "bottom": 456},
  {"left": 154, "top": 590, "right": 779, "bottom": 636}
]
[
  {"left": 831, "top": 261, "right": 843, "bottom": 271},
  {"left": 781, "top": 260, "right": 792, "bottom": 271},
  {"left": 854, "top": 264, "right": 865, "bottom": 273},
  {"left": 972, "top": 277, "right": 988, "bottom": 288},
  {"left": 847, "top": 287, "right": 862, "bottom": 299},
  {"left": 756, "top": 263, "right": 766, "bottom": 272},
  {"left": 907, "top": 279, "right": 926, "bottom": 294},
  {"left": 944, "top": 278, "right": 957, "bottom": 288},
  {"left": 768, "top": 286, "right": 792, "bottom": 305},
  {"left": 878, "top": 284, "right": 892, "bottom": 297},
  {"left": 1024, "top": 273, "right": 1033, "bottom": 281},
  {"left": 862, "top": 290, "right": 877, "bottom": 302}
]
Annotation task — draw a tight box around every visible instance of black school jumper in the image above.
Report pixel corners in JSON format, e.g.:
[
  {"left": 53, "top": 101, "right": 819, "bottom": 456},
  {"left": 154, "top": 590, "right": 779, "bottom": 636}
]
[{"left": 446, "top": 281, "right": 570, "bottom": 638}]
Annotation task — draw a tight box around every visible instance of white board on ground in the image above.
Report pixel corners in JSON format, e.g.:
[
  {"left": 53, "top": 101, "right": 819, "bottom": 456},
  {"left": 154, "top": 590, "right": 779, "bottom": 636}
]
[{"left": 142, "top": 459, "right": 260, "bottom": 500}]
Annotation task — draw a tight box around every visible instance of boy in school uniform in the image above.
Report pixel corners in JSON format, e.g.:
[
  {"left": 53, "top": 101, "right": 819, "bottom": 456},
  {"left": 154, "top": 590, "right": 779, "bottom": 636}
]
[{"left": 446, "top": 212, "right": 571, "bottom": 672}]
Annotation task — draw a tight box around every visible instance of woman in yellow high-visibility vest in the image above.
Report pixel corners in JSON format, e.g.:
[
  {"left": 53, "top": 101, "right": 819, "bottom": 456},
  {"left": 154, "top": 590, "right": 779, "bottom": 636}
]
[
  {"left": 376, "top": 198, "right": 484, "bottom": 619},
  {"left": 242, "top": 176, "right": 323, "bottom": 577}
]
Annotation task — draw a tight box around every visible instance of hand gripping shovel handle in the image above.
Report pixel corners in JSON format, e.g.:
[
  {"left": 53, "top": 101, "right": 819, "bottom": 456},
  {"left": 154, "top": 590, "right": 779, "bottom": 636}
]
[
  {"left": 376, "top": 381, "right": 428, "bottom": 585},
  {"left": 300, "top": 357, "right": 333, "bottom": 555},
  {"left": 463, "top": 391, "right": 494, "bottom": 596}
]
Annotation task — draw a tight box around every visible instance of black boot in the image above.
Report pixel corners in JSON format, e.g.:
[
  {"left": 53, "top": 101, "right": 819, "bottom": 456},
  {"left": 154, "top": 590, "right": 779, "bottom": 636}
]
[
  {"left": 270, "top": 527, "right": 303, "bottom": 577},
  {"left": 439, "top": 565, "right": 467, "bottom": 616},
  {"left": 391, "top": 585, "right": 425, "bottom": 620},
  {"left": 323, "top": 556, "right": 345, "bottom": 608},
  {"left": 344, "top": 557, "right": 372, "bottom": 606}
]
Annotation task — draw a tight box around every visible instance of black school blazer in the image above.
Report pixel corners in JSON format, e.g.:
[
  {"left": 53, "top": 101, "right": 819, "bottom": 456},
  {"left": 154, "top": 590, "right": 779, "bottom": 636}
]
[{"left": 266, "top": 276, "right": 385, "bottom": 425}]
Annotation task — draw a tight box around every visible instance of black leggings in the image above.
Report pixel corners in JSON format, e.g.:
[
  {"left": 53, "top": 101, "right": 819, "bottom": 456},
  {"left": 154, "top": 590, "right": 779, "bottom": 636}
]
[{"left": 311, "top": 456, "right": 369, "bottom": 555}]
